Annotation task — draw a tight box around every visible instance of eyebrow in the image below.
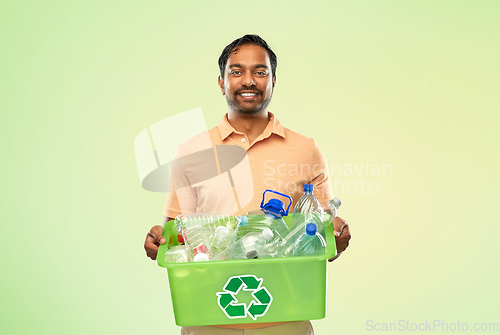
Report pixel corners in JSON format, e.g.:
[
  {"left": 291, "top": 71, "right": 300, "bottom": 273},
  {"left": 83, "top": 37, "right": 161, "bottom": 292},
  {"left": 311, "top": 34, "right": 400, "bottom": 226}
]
[{"left": 229, "top": 63, "right": 269, "bottom": 70}]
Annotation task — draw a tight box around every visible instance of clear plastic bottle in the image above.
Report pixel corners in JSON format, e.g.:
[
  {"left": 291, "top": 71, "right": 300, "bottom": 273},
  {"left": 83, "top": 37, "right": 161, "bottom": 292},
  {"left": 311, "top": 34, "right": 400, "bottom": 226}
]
[
  {"left": 293, "top": 223, "right": 327, "bottom": 257},
  {"left": 244, "top": 190, "right": 292, "bottom": 241},
  {"left": 292, "top": 184, "right": 324, "bottom": 224},
  {"left": 328, "top": 198, "right": 342, "bottom": 218},
  {"left": 275, "top": 184, "right": 325, "bottom": 257},
  {"left": 279, "top": 211, "right": 324, "bottom": 257},
  {"left": 177, "top": 216, "right": 211, "bottom": 262},
  {"left": 220, "top": 228, "right": 275, "bottom": 260},
  {"left": 245, "top": 210, "right": 290, "bottom": 240},
  {"left": 259, "top": 241, "right": 281, "bottom": 258},
  {"left": 280, "top": 197, "right": 341, "bottom": 257},
  {"left": 176, "top": 213, "right": 240, "bottom": 240},
  {"left": 229, "top": 216, "right": 255, "bottom": 244},
  {"left": 208, "top": 226, "right": 231, "bottom": 260},
  {"left": 164, "top": 245, "right": 188, "bottom": 263},
  {"left": 287, "top": 184, "right": 325, "bottom": 239}
]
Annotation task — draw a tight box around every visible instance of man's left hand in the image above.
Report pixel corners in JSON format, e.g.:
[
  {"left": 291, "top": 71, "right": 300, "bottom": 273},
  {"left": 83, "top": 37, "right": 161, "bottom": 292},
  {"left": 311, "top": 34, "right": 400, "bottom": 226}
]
[{"left": 329, "top": 216, "right": 351, "bottom": 261}]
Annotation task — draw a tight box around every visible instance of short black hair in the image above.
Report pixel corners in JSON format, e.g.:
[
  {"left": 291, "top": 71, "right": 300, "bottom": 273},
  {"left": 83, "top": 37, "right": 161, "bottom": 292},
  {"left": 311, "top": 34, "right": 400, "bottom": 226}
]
[{"left": 218, "top": 34, "right": 277, "bottom": 79}]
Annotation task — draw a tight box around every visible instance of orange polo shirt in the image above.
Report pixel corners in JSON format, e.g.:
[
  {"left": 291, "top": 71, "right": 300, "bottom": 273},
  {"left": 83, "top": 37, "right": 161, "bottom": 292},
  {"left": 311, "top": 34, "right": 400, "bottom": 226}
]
[{"left": 164, "top": 112, "right": 333, "bottom": 219}]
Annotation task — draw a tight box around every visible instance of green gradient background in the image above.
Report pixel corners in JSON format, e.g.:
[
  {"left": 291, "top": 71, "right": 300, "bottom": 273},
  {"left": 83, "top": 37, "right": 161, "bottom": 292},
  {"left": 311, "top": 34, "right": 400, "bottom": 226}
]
[{"left": 1, "top": 1, "right": 499, "bottom": 334}]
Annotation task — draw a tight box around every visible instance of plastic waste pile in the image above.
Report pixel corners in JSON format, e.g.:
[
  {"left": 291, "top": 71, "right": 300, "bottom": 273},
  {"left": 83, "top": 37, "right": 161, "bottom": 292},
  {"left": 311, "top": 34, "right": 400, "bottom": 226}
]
[{"left": 164, "top": 187, "right": 341, "bottom": 263}]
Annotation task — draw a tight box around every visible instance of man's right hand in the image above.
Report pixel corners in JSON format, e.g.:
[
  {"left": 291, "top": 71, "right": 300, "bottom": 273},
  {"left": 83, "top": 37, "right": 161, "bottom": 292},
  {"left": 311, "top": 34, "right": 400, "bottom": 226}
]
[{"left": 144, "top": 225, "right": 166, "bottom": 260}]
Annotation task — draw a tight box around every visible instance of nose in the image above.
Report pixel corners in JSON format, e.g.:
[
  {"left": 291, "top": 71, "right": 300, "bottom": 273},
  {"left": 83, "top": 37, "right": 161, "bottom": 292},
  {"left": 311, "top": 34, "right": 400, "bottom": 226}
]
[{"left": 241, "top": 71, "right": 256, "bottom": 87}]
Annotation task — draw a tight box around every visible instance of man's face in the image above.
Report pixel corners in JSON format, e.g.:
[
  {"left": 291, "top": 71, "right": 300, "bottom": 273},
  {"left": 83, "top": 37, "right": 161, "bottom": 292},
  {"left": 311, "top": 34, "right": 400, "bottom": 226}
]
[{"left": 218, "top": 44, "right": 276, "bottom": 115}]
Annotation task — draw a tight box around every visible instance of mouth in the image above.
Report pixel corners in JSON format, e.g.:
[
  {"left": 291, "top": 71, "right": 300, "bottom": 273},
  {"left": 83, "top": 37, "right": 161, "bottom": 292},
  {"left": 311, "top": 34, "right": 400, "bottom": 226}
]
[{"left": 237, "top": 91, "right": 260, "bottom": 101}]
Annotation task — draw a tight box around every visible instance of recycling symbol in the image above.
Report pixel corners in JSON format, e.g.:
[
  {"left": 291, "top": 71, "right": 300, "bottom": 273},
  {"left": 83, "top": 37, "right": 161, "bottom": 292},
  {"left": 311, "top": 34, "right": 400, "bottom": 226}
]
[{"left": 216, "top": 275, "right": 273, "bottom": 320}]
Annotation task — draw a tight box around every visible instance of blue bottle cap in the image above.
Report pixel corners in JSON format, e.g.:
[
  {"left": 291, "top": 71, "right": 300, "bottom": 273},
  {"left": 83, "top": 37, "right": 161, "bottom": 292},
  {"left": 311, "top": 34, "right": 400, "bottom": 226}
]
[
  {"left": 239, "top": 215, "right": 248, "bottom": 226},
  {"left": 303, "top": 184, "right": 314, "bottom": 192},
  {"left": 306, "top": 223, "right": 317, "bottom": 236},
  {"left": 262, "top": 198, "right": 285, "bottom": 218}
]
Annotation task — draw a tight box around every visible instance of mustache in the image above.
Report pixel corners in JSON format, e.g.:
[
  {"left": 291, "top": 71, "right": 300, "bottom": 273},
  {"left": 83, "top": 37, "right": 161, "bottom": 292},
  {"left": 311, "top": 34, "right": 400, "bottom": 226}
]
[{"left": 234, "top": 86, "right": 263, "bottom": 95}]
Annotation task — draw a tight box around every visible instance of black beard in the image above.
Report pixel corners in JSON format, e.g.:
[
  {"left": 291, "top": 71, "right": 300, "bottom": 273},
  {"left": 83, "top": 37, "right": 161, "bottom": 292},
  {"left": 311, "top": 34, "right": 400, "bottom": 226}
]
[{"left": 225, "top": 91, "right": 273, "bottom": 115}]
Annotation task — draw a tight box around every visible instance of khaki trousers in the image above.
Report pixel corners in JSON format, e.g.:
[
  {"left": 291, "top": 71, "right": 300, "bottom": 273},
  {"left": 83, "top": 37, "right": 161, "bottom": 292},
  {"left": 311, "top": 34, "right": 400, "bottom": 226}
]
[{"left": 181, "top": 321, "right": 314, "bottom": 335}]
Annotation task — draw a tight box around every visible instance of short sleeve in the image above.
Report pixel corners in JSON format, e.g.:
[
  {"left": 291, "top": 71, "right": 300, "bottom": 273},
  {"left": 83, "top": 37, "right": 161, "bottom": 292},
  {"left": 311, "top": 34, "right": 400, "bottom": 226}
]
[{"left": 310, "top": 140, "right": 333, "bottom": 210}]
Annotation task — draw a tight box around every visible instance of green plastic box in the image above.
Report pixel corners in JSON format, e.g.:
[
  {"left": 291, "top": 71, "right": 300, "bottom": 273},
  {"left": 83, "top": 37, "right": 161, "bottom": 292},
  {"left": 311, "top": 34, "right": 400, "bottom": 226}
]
[{"left": 157, "top": 214, "right": 336, "bottom": 327}]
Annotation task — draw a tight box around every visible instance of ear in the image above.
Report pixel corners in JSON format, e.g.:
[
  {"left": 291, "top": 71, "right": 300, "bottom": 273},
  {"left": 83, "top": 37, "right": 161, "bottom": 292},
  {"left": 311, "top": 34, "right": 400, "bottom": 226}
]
[
  {"left": 272, "top": 75, "right": 276, "bottom": 88},
  {"left": 218, "top": 76, "right": 225, "bottom": 95}
]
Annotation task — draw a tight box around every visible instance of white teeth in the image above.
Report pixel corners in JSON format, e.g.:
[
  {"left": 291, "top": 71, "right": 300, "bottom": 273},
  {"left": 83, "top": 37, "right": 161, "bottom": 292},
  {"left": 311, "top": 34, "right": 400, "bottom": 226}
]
[{"left": 240, "top": 93, "right": 257, "bottom": 96}]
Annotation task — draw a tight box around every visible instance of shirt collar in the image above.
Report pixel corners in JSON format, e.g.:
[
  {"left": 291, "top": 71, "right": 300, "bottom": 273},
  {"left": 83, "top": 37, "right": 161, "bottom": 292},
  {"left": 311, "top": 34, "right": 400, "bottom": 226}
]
[{"left": 217, "top": 111, "right": 286, "bottom": 141}]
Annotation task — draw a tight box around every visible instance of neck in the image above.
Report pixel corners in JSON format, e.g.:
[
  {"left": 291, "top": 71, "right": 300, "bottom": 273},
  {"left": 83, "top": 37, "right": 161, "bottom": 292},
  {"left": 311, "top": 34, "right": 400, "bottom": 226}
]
[{"left": 227, "top": 109, "right": 270, "bottom": 143}]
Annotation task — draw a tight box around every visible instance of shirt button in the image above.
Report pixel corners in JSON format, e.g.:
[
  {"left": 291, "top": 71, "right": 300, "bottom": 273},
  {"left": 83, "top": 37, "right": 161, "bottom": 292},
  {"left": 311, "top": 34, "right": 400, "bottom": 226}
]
[{"left": 241, "top": 138, "right": 246, "bottom": 143}]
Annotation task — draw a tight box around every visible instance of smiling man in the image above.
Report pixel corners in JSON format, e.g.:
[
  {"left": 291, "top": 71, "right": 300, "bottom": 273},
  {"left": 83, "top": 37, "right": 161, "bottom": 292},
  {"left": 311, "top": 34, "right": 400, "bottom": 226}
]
[
  {"left": 220, "top": 43, "right": 275, "bottom": 115},
  {"left": 218, "top": 41, "right": 277, "bottom": 146},
  {"left": 144, "top": 34, "right": 351, "bottom": 335}
]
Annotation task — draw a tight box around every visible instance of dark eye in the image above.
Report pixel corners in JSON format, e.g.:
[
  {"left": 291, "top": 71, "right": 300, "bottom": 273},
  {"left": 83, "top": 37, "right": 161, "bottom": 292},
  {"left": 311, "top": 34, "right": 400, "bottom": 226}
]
[
  {"left": 256, "top": 71, "right": 267, "bottom": 76},
  {"left": 230, "top": 70, "right": 241, "bottom": 75}
]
